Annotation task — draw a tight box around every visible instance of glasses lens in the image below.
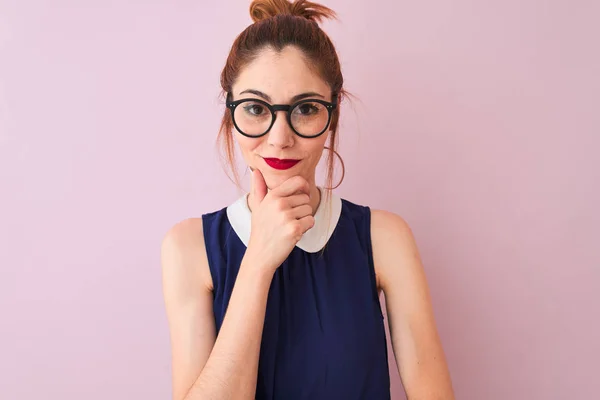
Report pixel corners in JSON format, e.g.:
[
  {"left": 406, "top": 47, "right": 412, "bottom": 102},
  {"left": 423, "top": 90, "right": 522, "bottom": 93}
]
[
  {"left": 233, "top": 100, "right": 272, "bottom": 136},
  {"left": 291, "top": 101, "right": 329, "bottom": 137}
]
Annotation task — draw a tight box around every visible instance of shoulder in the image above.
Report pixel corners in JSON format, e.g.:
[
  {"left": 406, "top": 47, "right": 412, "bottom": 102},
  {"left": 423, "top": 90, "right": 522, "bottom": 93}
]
[
  {"left": 338, "top": 200, "right": 415, "bottom": 250},
  {"left": 369, "top": 209, "right": 421, "bottom": 291},
  {"left": 163, "top": 217, "right": 204, "bottom": 242},
  {"left": 161, "top": 217, "right": 213, "bottom": 293},
  {"left": 370, "top": 209, "right": 414, "bottom": 241}
]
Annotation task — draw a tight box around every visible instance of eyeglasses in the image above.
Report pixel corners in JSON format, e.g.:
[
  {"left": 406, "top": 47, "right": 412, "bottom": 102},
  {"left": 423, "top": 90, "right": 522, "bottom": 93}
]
[{"left": 226, "top": 95, "right": 337, "bottom": 138}]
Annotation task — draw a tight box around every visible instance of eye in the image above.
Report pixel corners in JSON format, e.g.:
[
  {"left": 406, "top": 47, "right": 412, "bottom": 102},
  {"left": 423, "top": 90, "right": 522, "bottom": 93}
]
[
  {"left": 242, "top": 103, "right": 267, "bottom": 116},
  {"left": 294, "top": 102, "right": 320, "bottom": 116}
]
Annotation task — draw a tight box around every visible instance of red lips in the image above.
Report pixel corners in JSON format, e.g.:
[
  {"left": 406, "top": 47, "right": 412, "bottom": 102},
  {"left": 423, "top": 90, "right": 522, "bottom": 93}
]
[{"left": 263, "top": 158, "right": 300, "bottom": 170}]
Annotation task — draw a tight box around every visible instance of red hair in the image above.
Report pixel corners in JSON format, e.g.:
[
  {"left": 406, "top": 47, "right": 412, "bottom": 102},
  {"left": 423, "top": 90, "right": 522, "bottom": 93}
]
[{"left": 217, "top": 0, "right": 346, "bottom": 192}]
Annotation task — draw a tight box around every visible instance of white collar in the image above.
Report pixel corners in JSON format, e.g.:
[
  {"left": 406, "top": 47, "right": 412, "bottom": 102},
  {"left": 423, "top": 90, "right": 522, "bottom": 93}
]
[{"left": 226, "top": 187, "right": 342, "bottom": 253}]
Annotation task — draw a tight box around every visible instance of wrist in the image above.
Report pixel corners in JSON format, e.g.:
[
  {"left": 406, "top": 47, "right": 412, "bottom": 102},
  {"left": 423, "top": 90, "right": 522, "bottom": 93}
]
[{"left": 240, "top": 250, "right": 277, "bottom": 279}]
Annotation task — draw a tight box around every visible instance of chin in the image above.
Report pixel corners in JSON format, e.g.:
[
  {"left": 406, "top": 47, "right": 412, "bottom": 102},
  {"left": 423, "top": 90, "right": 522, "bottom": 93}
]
[
  {"left": 263, "top": 172, "right": 289, "bottom": 190},
  {"left": 260, "top": 168, "right": 306, "bottom": 189}
]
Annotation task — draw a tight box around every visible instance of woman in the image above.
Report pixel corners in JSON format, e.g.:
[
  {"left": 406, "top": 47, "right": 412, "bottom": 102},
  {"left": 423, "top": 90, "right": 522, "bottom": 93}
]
[{"left": 161, "top": 0, "right": 454, "bottom": 399}]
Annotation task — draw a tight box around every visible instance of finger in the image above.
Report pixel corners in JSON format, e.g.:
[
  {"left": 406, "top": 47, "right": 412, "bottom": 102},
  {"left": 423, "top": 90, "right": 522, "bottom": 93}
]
[
  {"left": 297, "top": 215, "right": 316, "bottom": 234},
  {"left": 289, "top": 204, "right": 313, "bottom": 220},
  {"left": 285, "top": 193, "right": 311, "bottom": 208},
  {"left": 251, "top": 168, "right": 268, "bottom": 203},
  {"left": 273, "top": 175, "right": 310, "bottom": 198}
]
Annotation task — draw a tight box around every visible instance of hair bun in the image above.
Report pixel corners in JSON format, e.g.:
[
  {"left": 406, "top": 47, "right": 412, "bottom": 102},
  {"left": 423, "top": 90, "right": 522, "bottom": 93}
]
[{"left": 249, "top": 0, "right": 336, "bottom": 24}]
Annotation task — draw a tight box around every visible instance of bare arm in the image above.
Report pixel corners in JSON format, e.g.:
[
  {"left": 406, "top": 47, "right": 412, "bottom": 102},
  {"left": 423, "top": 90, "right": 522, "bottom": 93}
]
[
  {"left": 161, "top": 218, "right": 273, "bottom": 400},
  {"left": 371, "top": 210, "right": 455, "bottom": 400},
  {"left": 162, "top": 172, "right": 313, "bottom": 400}
]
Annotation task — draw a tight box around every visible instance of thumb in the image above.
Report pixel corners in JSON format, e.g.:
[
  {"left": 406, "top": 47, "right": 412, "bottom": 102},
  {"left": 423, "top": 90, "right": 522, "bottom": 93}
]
[{"left": 251, "top": 168, "right": 267, "bottom": 203}]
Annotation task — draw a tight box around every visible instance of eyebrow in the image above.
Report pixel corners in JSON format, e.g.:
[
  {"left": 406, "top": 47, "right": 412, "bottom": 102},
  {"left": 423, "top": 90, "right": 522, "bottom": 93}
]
[{"left": 238, "top": 89, "right": 325, "bottom": 103}]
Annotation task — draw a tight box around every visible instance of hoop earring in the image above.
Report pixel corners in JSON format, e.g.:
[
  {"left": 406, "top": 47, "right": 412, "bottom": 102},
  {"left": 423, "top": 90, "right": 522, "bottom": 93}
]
[{"left": 323, "top": 146, "right": 345, "bottom": 190}]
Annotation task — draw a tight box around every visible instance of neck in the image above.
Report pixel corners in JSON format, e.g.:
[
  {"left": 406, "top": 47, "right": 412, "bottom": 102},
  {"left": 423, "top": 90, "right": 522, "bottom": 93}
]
[{"left": 248, "top": 180, "right": 321, "bottom": 217}]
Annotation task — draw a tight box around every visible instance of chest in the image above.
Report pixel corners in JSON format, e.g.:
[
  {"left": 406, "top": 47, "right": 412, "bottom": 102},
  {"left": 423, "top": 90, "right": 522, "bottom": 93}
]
[{"left": 255, "top": 261, "right": 388, "bottom": 399}]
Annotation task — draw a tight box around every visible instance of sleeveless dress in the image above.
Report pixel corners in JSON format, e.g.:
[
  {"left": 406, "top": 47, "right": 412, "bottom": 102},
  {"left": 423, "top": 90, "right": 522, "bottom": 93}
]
[{"left": 202, "top": 189, "right": 391, "bottom": 400}]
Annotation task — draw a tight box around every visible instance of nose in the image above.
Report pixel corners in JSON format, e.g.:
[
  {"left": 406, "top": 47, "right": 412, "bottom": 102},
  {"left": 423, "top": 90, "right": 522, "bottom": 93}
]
[{"left": 266, "top": 111, "right": 295, "bottom": 149}]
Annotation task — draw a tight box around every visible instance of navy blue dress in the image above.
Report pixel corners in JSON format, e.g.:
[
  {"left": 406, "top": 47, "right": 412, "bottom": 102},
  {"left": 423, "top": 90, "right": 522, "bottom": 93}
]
[{"left": 202, "top": 197, "right": 391, "bottom": 399}]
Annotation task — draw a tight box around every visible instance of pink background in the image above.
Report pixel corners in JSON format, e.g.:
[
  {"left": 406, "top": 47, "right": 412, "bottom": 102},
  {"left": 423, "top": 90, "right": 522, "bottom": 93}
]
[{"left": 1, "top": 1, "right": 599, "bottom": 399}]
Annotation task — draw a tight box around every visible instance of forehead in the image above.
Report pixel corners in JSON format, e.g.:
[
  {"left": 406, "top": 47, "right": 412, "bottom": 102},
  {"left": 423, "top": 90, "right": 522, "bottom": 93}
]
[{"left": 233, "top": 46, "right": 330, "bottom": 101}]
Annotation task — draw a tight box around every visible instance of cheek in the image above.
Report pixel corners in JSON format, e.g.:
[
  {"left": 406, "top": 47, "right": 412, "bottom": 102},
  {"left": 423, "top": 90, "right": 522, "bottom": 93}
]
[
  {"left": 304, "top": 138, "right": 328, "bottom": 164},
  {"left": 236, "top": 135, "right": 261, "bottom": 157}
]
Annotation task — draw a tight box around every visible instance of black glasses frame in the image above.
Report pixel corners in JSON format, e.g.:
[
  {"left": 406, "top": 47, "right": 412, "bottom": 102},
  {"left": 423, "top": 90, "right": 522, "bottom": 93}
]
[{"left": 226, "top": 95, "right": 338, "bottom": 139}]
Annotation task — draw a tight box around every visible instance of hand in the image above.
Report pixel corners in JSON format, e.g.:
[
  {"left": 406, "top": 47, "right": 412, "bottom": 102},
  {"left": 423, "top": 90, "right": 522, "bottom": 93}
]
[{"left": 245, "top": 169, "right": 315, "bottom": 272}]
